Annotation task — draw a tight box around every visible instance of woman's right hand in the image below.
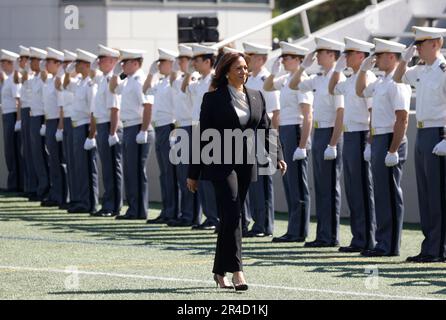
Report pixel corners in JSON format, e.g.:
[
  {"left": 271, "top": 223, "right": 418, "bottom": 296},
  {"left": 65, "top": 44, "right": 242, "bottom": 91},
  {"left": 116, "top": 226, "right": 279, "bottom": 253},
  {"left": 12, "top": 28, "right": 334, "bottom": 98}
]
[{"left": 187, "top": 178, "right": 199, "bottom": 193}]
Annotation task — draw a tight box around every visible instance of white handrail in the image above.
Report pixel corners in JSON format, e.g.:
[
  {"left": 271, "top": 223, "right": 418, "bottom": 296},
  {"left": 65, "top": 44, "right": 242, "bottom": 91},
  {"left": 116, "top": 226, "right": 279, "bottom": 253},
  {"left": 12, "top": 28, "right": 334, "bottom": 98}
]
[{"left": 211, "top": 0, "right": 330, "bottom": 49}]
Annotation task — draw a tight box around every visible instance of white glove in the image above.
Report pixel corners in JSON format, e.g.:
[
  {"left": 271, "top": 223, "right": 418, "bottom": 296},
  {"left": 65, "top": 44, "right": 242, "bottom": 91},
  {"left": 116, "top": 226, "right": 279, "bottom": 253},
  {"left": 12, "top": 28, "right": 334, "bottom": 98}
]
[
  {"left": 83, "top": 138, "right": 97, "bottom": 151},
  {"left": 271, "top": 57, "right": 283, "bottom": 75},
  {"left": 385, "top": 151, "right": 399, "bottom": 167},
  {"left": 108, "top": 133, "right": 119, "bottom": 147},
  {"left": 24, "top": 61, "right": 31, "bottom": 73},
  {"left": 187, "top": 61, "right": 195, "bottom": 74},
  {"left": 39, "top": 60, "right": 47, "bottom": 72},
  {"left": 14, "top": 121, "right": 21, "bottom": 132},
  {"left": 149, "top": 61, "right": 159, "bottom": 76},
  {"left": 360, "top": 55, "right": 376, "bottom": 72},
  {"left": 136, "top": 131, "right": 148, "bottom": 144},
  {"left": 402, "top": 45, "right": 417, "bottom": 63},
  {"left": 433, "top": 139, "right": 446, "bottom": 156},
  {"left": 13, "top": 59, "right": 21, "bottom": 72},
  {"left": 113, "top": 62, "right": 123, "bottom": 76},
  {"left": 56, "top": 65, "right": 65, "bottom": 78},
  {"left": 363, "top": 143, "right": 371, "bottom": 162},
  {"left": 324, "top": 145, "right": 337, "bottom": 160},
  {"left": 335, "top": 54, "right": 347, "bottom": 73},
  {"left": 40, "top": 125, "right": 46, "bottom": 137},
  {"left": 301, "top": 51, "right": 317, "bottom": 69},
  {"left": 169, "top": 136, "right": 177, "bottom": 148},
  {"left": 55, "top": 129, "right": 64, "bottom": 142},
  {"left": 172, "top": 59, "right": 180, "bottom": 73},
  {"left": 90, "top": 58, "right": 99, "bottom": 72},
  {"left": 66, "top": 62, "right": 76, "bottom": 74},
  {"left": 292, "top": 147, "right": 307, "bottom": 161}
]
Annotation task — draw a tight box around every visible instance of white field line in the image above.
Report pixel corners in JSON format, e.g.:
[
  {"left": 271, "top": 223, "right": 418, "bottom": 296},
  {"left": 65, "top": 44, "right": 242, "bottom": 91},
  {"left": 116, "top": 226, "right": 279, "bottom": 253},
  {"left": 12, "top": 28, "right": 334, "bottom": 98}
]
[{"left": 0, "top": 265, "right": 440, "bottom": 300}]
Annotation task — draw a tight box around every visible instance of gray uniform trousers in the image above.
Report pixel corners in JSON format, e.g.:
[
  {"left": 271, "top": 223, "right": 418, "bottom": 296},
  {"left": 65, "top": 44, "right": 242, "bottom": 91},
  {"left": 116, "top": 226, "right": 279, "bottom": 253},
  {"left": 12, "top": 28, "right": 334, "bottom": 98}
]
[
  {"left": 96, "top": 122, "right": 123, "bottom": 214},
  {"left": 63, "top": 117, "right": 76, "bottom": 204},
  {"left": 20, "top": 107, "right": 37, "bottom": 193},
  {"left": 29, "top": 115, "right": 49, "bottom": 197},
  {"left": 279, "top": 124, "right": 311, "bottom": 238},
  {"left": 1, "top": 112, "right": 23, "bottom": 191},
  {"left": 312, "top": 127, "right": 343, "bottom": 244},
  {"left": 45, "top": 119, "right": 68, "bottom": 204},
  {"left": 155, "top": 123, "right": 179, "bottom": 220},
  {"left": 248, "top": 174, "right": 274, "bottom": 234},
  {"left": 72, "top": 123, "right": 99, "bottom": 211},
  {"left": 175, "top": 125, "right": 197, "bottom": 223},
  {"left": 415, "top": 127, "right": 446, "bottom": 258},
  {"left": 123, "top": 125, "right": 154, "bottom": 218},
  {"left": 371, "top": 133, "right": 406, "bottom": 255},
  {"left": 343, "top": 131, "right": 376, "bottom": 250}
]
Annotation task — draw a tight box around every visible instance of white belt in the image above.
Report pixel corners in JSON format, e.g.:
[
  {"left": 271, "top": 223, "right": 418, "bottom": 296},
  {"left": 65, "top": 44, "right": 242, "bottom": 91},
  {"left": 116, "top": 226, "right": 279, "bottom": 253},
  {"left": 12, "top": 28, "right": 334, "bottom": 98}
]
[
  {"left": 177, "top": 120, "right": 193, "bottom": 127},
  {"left": 30, "top": 111, "right": 45, "bottom": 117},
  {"left": 72, "top": 118, "right": 90, "bottom": 128},
  {"left": 417, "top": 119, "right": 446, "bottom": 129},
  {"left": 152, "top": 119, "right": 175, "bottom": 128},
  {"left": 343, "top": 123, "right": 369, "bottom": 132},
  {"left": 371, "top": 127, "right": 393, "bottom": 136},
  {"left": 192, "top": 120, "right": 200, "bottom": 126},
  {"left": 95, "top": 117, "right": 110, "bottom": 124},
  {"left": 313, "top": 121, "right": 334, "bottom": 129},
  {"left": 122, "top": 119, "right": 142, "bottom": 128}
]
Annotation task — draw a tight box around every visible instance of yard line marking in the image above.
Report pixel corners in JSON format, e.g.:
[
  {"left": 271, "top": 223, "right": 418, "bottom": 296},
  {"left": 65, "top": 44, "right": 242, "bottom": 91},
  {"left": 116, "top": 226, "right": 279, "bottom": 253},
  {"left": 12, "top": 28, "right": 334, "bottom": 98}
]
[{"left": 0, "top": 265, "right": 439, "bottom": 300}]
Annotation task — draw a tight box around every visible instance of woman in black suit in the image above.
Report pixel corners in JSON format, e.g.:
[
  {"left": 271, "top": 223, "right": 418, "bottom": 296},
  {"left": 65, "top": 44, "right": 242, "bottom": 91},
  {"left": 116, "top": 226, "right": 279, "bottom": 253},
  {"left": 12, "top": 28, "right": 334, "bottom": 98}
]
[{"left": 187, "top": 52, "right": 287, "bottom": 291}]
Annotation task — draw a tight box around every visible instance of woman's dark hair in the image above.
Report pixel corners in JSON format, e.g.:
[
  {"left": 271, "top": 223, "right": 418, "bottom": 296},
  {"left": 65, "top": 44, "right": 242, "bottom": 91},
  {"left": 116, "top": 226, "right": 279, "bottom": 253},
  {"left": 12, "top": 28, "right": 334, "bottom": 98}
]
[{"left": 211, "top": 52, "right": 249, "bottom": 89}]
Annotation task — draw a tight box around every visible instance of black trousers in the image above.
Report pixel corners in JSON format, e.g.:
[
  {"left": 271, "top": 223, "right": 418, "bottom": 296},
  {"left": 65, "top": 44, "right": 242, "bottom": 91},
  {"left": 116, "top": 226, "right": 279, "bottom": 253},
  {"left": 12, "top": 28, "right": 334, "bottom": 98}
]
[{"left": 211, "top": 164, "right": 252, "bottom": 276}]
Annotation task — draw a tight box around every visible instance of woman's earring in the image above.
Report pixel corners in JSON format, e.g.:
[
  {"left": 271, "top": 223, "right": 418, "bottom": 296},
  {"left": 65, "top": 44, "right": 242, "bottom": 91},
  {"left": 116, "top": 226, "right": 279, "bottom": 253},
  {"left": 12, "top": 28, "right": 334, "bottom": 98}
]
[{"left": 225, "top": 74, "right": 229, "bottom": 79}]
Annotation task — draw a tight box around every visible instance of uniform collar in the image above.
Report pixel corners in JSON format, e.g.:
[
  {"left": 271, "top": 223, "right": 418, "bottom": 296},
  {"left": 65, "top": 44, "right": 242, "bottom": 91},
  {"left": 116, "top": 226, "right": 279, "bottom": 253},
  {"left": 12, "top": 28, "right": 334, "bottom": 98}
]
[{"left": 252, "top": 67, "right": 268, "bottom": 79}]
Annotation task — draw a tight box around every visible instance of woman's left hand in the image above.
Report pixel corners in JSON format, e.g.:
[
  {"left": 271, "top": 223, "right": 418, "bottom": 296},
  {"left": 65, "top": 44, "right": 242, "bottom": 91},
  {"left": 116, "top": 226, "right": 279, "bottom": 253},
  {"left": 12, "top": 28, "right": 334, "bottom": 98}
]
[{"left": 278, "top": 160, "right": 287, "bottom": 176}]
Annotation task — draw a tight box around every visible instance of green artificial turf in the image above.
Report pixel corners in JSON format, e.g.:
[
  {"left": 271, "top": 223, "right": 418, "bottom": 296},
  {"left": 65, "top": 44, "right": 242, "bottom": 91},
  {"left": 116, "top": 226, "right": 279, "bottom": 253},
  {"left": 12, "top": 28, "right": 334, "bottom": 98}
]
[{"left": 0, "top": 193, "right": 445, "bottom": 300}]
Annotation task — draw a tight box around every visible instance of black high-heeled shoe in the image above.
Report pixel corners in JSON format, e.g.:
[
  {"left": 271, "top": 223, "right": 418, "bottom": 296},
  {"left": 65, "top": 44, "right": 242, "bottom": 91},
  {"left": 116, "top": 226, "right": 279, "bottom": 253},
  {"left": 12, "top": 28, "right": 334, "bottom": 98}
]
[
  {"left": 213, "top": 274, "right": 234, "bottom": 289},
  {"left": 232, "top": 276, "right": 249, "bottom": 291}
]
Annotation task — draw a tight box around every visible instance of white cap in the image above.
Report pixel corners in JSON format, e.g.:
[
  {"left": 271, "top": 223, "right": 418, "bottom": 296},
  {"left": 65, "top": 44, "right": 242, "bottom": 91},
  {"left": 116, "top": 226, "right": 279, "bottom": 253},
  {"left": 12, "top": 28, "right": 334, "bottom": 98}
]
[
  {"left": 19, "top": 46, "right": 30, "bottom": 57},
  {"left": 158, "top": 48, "right": 178, "bottom": 61},
  {"left": 76, "top": 49, "right": 97, "bottom": 63},
  {"left": 46, "top": 47, "right": 64, "bottom": 61},
  {"left": 178, "top": 44, "right": 193, "bottom": 58},
  {"left": 344, "top": 37, "right": 374, "bottom": 53},
  {"left": 0, "top": 49, "right": 19, "bottom": 62},
  {"left": 412, "top": 26, "right": 446, "bottom": 42},
  {"left": 374, "top": 38, "right": 406, "bottom": 53},
  {"left": 315, "top": 37, "right": 345, "bottom": 52},
  {"left": 97, "top": 44, "right": 120, "bottom": 58},
  {"left": 279, "top": 41, "right": 309, "bottom": 56},
  {"left": 29, "top": 47, "right": 47, "bottom": 60},
  {"left": 63, "top": 50, "right": 77, "bottom": 62},
  {"left": 222, "top": 47, "right": 243, "bottom": 54},
  {"left": 242, "top": 42, "right": 271, "bottom": 55},
  {"left": 191, "top": 44, "right": 217, "bottom": 57},
  {"left": 119, "top": 49, "right": 146, "bottom": 60}
]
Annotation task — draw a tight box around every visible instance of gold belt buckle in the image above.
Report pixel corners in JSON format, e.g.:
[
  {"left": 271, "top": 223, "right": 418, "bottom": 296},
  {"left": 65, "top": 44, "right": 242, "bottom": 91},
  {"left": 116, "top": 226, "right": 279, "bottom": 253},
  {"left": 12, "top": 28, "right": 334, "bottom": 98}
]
[
  {"left": 314, "top": 121, "right": 319, "bottom": 129},
  {"left": 72, "top": 121, "right": 76, "bottom": 128},
  {"left": 417, "top": 121, "right": 424, "bottom": 128},
  {"left": 343, "top": 125, "right": 347, "bottom": 132},
  {"left": 371, "top": 128, "right": 376, "bottom": 136}
]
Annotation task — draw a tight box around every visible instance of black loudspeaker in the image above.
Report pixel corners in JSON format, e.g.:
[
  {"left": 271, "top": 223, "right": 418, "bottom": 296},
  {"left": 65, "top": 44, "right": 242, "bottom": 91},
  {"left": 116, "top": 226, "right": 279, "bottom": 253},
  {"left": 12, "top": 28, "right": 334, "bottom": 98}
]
[{"left": 178, "top": 14, "right": 219, "bottom": 43}]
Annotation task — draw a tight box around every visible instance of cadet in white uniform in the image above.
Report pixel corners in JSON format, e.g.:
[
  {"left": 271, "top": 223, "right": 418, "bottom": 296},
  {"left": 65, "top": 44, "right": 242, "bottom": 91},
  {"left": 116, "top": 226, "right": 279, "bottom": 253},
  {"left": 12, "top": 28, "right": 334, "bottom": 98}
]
[
  {"left": 356, "top": 38, "right": 411, "bottom": 257},
  {"left": 290, "top": 37, "right": 345, "bottom": 247},
  {"left": 264, "top": 41, "right": 313, "bottom": 242},
  {"left": 110, "top": 49, "right": 154, "bottom": 220},
  {"left": 29, "top": 47, "right": 50, "bottom": 201},
  {"left": 243, "top": 42, "right": 280, "bottom": 237},
  {"left": 329, "top": 37, "right": 377, "bottom": 253},
  {"left": 395, "top": 26, "right": 446, "bottom": 262},
  {"left": 0, "top": 49, "right": 23, "bottom": 192},
  {"left": 168, "top": 44, "right": 197, "bottom": 227},
  {"left": 144, "top": 48, "right": 179, "bottom": 224},
  {"left": 91, "top": 44, "right": 122, "bottom": 217},
  {"left": 42, "top": 48, "right": 68, "bottom": 207},
  {"left": 14, "top": 46, "right": 37, "bottom": 198},
  {"left": 63, "top": 49, "right": 99, "bottom": 214},
  {"left": 182, "top": 44, "right": 219, "bottom": 230},
  {"left": 55, "top": 50, "right": 77, "bottom": 209}
]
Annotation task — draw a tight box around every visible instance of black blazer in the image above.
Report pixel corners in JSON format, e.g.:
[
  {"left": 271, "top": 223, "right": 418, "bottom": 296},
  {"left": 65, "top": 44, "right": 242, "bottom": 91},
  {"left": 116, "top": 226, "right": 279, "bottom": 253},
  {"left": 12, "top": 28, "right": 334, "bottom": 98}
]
[{"left": 188, "top": 85, "right": 284, "bottom": 181}]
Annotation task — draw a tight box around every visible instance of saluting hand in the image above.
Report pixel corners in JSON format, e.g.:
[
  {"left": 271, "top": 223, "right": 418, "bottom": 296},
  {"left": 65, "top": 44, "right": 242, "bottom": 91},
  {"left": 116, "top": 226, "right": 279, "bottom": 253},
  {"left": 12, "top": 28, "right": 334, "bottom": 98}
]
[{"left": 301, "top": 51, "right": 316, "bottom": 70}]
